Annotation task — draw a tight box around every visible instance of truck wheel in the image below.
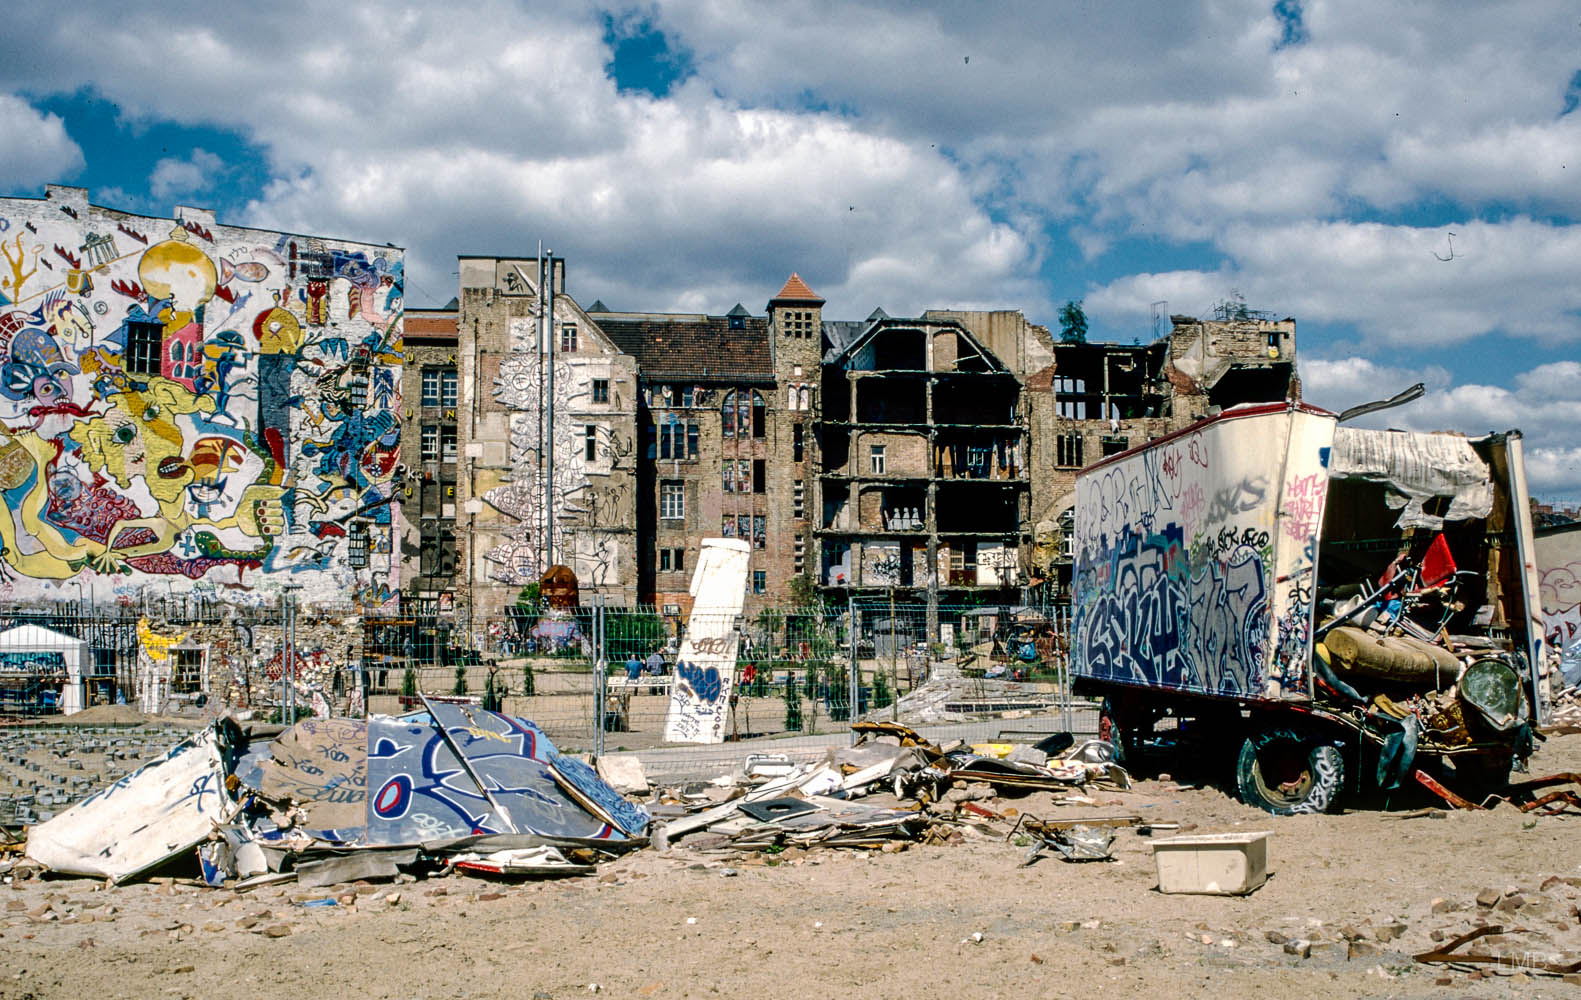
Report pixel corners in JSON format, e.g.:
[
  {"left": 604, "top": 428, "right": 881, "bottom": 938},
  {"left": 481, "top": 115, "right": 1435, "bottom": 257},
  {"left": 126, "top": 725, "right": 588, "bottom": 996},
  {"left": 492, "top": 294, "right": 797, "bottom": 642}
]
[{"left": 1236, "top": 728, "right": 1344, "bottom": 815}]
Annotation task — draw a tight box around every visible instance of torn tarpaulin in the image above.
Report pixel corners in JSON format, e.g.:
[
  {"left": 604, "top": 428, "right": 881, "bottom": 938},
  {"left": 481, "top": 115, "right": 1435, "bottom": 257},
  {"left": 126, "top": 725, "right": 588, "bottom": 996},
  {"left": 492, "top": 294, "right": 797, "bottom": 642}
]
[
  {"left": 26, "top": 719, "right": 244, "bottom": 883},
  {"left": 1330, "top": 427, "right": 1494, "bottom": 531},
  {"left": 27, "top": 705, "right": 648, "bottom": 887}
]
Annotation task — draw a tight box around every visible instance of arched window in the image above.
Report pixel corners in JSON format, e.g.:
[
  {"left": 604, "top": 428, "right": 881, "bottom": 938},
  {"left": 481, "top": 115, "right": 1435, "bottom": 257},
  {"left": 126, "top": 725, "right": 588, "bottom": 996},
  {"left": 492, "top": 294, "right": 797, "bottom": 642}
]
[
  {"left": 722, "top": 390, "right": 737, "bottom": 437},
  {"left": 751, "top": 390, "right": 766, "bottom": 438}
]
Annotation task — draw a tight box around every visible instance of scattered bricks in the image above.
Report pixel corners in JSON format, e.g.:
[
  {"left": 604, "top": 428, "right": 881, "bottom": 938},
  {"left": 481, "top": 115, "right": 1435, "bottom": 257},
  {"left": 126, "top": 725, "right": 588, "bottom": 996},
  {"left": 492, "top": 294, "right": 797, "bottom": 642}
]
[
  {"left": 1338, "top": 924, "right": 1365, "bottom": 942},
  {"left": 1283, "top": 940, "right": 1312, "bottom": 959},
  {"left": 1265, "top": 930, "right": 1289, "bottom": 945},
  {"left": 4, "top": 902, "right": 22, "bottom": 912},
  {"left": 1374, "top": 921, "right": 1408, "bottom": 943},
  {"left": 1435, "top": 977, "right": 1454, "bottom": 986},
  {"left": 261, "top": 924, "right": 291, "bottom": 938},
  {"left": 1308, "top": 941, "right": 1348, "bottom": 962},
  {"left": 1429, "top": 929, "right": 1446, "bottom": 942},
  {"left": 1059, "top": 920, "right": 1081, "bottom": 932},
  {"left": 202, "top": 922, "right": 224, "bottom": 933},
  {"left": 1347, "top": 940, "right": 1381, "bottom": 961},
  {"left": 383, "top": 893, "right": 401, "bottom": 906},
  {"left": 1495, "top": 894, "right": 1525, "bottom": 914},
  {"left": 1432, "top": 898, "right": 1460, "bottom": 914},
  {"left": 424, "top": 888, "right": 448, "bottom": 898},
  {"left": 1105, "top": 956, "right": 1126, "bottom": 967},
  {"left": 478, "top": 892, "right": 505, "bottom": 902},
  {"left": 1475, "top": 888, "right": 1501, "bottom": 908},
  {"left": 236, "top": 917, "right": 260, "bottom": 930}
]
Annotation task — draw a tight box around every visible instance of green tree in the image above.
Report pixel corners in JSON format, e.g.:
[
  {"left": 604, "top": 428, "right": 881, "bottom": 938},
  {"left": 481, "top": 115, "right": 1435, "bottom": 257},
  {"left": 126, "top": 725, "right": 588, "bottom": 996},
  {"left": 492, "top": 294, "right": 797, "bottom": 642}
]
[
  {"left": 521, "top": 661, "right": 536, "bottom": 697},
  {"left": 401, "top": 664, "right": 418, "bottom": 699},
  {"left": 783, "top": 673, "right": 802, "bottom": 732},
  {"left": 1058, "top": 299, "right": 1088, "bottom": 344},
  {"left": 873, "top": 670, "right": 892, "bottom": 710},
  {"left": 452, "top": 665, "right": 468, "bottom": 697}
]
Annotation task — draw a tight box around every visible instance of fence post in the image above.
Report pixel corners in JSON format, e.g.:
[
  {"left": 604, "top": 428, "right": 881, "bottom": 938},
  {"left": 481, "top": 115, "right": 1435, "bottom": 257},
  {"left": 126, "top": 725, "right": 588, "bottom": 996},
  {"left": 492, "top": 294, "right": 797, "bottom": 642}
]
[
  {"left": 848, "top": 593, "right": 860, "bottom": 744},
  {"left": 592, "top": 596, "right": 606, "bottom": 758}
]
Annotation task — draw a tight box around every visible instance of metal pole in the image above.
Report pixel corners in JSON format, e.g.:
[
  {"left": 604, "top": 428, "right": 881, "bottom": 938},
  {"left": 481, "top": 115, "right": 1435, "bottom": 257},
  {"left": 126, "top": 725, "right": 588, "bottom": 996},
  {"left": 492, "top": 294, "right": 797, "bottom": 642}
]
[
  {"left": 536, "top": 248, "right": 547, "bottom": 578},
  {"left": 544, "top": 250, "right": 555, "bottom": 571},
  {"left": 848, "top": 592, "right": 860, "bottom": 744},
  {"left": 588, "top": 597, "right": 597, "bottom": 751}
]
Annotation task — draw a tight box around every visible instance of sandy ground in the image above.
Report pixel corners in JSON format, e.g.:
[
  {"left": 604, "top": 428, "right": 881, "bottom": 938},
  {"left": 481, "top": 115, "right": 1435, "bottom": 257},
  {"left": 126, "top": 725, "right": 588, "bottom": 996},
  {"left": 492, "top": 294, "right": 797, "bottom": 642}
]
[{"left": 6, "top": 736, "right": 1581, "bottom": 999}]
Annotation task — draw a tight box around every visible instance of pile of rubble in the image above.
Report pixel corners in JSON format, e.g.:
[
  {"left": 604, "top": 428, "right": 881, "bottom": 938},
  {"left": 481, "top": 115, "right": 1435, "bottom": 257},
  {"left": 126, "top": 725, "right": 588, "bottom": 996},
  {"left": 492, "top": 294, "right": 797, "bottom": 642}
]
[
  {"left": 20, "top": 697, "right": 648, "bottom": 890},
  {"left": 646, "top": 722, "right": 1134, "bottom": 858},
  {"left": 9, "top": 716, "right": 1145, "bottom": 893}
]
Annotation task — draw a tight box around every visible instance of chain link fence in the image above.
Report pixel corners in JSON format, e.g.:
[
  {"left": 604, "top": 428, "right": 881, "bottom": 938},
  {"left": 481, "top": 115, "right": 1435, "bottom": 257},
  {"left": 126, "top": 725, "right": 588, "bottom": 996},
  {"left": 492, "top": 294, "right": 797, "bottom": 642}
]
[{"left": 0, "top": 597, "right": 1094, "bottom": 775}]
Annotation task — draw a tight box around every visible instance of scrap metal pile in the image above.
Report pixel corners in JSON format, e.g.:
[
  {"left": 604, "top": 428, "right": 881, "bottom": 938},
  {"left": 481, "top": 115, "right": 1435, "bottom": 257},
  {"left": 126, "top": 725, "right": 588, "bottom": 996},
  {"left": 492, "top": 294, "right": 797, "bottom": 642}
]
[
  {"left": 1310, "top": 531, "right": 1537, "bottom": 791},
  {"left": 648, "top": 722, "right": 1132, "bottom": 855},
  {"left": 22, "top": 698, "right": 648, "bottom": 889}
]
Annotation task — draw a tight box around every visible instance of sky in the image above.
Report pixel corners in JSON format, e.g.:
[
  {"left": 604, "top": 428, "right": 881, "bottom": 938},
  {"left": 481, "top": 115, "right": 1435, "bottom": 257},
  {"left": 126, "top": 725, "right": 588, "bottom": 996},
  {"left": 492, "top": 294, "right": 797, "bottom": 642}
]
[{"left": 1, "top": 0, "right": 1577, "bottom": 503}]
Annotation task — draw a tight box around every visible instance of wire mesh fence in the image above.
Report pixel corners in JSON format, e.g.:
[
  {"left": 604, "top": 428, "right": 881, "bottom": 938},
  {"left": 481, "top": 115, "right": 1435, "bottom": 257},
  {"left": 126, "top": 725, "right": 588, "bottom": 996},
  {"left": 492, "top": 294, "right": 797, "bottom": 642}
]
[{"left": 0, "top": 597, "right": 1092, "bottom": 772}]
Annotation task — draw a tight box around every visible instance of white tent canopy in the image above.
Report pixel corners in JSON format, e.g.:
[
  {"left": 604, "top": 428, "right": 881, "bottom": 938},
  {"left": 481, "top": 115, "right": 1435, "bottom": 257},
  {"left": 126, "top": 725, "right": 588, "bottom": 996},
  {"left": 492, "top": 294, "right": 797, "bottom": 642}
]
[{"left": 0, "top": 624, "right": 88, "bottom": 715}]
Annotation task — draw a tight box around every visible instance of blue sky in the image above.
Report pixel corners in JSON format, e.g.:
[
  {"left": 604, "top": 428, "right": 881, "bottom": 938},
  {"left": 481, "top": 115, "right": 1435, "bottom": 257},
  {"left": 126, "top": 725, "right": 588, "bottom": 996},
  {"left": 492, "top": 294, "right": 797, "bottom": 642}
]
[{"left": 1, "top": 1, "right": 1577, "bottom": 501}]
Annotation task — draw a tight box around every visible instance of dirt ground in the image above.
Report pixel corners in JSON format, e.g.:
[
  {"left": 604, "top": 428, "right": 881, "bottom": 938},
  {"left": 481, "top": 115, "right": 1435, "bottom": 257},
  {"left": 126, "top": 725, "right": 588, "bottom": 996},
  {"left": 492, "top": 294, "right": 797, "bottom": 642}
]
[{"left": 6, "top": 735, "right": 1581, "bottom": 1000}]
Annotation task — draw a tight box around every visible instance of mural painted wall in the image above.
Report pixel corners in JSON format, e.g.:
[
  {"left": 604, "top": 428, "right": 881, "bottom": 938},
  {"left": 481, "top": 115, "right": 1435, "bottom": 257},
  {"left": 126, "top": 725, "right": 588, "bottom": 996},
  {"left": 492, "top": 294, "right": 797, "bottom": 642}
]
[
  {"left": 1537, "top": 524, "right": 1581, "bottom": 691},
  {"left": 1070, "top": 406, "right": 1333, "bottom": 701},
  {"left": 0, "top": 186, "right": 403, "bottom": 608}
]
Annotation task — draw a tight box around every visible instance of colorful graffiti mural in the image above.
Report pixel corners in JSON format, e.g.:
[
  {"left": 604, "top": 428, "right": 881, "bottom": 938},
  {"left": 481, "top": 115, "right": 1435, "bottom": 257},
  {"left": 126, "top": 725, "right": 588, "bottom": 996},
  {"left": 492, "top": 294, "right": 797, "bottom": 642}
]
[
  {"left": 0, "top": 187, "right": 403, "bottom": 607},
  {"left": 1070, "top": 408, "right": 1332, "bottom": 700}
]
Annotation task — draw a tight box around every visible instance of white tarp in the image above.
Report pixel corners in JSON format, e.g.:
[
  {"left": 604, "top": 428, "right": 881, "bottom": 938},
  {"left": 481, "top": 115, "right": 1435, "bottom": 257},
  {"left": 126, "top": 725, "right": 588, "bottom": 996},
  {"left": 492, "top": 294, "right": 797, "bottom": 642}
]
[
  {"left": 663, "top": 538, "right": 751, "bottom": 743},
  {"left": 1330, "top": 427, "right": 1493, "bottom": 530},
  {"left": 25, "top": 723, "right": 237, "bottom": 882}
]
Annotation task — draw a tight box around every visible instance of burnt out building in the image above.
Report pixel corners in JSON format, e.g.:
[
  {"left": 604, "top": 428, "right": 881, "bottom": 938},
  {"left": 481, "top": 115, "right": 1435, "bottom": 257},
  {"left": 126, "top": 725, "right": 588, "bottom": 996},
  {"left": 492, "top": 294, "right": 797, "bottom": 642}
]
[
  {"left": 816, "top": 311, "right": 1035, "bottom": 621},
  {"left": 1026, "top": 314, "right": 1300, "bottom": 597}
]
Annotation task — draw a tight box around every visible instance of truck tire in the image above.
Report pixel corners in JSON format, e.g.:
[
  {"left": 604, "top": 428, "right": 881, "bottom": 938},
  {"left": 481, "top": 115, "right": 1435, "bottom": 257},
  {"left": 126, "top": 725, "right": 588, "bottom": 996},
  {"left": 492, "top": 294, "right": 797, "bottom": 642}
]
[{"left": 1236, "top": 728, "right": 1344, "bottom": 815}]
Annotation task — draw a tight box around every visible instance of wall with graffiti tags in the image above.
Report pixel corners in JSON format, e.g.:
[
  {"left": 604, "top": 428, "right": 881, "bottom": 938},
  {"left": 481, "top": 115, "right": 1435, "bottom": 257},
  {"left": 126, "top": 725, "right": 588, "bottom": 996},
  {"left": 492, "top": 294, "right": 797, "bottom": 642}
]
[
  {"left": 0, "top": 186, "right": 403, "bottom": 608},
  {"left": 1070, "top": 405, "right": 1334, "bottom": 701},
  {"left": 452, "top": 257, "right": 638, "bottom": 624},
  {"left": 1537, "top": 524, "right": 1581, "bottom": 691}
]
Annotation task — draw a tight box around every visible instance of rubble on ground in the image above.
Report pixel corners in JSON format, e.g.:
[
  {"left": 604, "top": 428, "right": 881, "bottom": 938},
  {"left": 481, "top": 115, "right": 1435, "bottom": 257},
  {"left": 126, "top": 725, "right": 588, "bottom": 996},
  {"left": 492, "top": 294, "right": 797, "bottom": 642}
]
[
  {"left": 647, "top": 721, "right": 1137, "bottom": 857},
  {"left": 19, "top": 697, "right": 646, "bottom": 890}
]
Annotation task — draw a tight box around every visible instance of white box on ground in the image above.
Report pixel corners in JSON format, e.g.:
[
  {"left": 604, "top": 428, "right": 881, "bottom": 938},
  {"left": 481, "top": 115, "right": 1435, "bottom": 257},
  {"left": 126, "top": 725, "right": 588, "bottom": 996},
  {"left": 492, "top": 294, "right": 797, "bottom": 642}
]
[{"left": 1151, "top": 831, "right": 1270, "bottom": 895}]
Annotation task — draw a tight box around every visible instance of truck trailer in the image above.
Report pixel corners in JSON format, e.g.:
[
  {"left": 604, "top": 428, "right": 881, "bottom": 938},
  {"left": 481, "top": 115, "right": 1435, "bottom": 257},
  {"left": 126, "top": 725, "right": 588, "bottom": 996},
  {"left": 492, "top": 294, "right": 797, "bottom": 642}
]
[{"left": 1069, "top": 401, "right": 1545, "bottom": 814}]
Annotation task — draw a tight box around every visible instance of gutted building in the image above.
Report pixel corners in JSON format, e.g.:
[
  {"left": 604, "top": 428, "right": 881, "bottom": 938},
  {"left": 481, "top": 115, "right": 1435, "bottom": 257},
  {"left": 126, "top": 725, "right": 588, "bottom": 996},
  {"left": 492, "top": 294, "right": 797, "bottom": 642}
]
[
  {"left": 1026, "top": 313, "right": 1300, "bottom": 596},
  {"left": 816, "top": 310, "right": 1031, "bottom": 620}
]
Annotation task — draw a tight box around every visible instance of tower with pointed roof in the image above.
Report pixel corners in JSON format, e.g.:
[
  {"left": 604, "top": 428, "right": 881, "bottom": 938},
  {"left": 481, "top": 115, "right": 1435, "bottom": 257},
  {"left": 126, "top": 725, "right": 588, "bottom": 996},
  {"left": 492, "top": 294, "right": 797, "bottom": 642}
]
[{"left": 768, "top": 274, "right": 824, "bottom": 592}]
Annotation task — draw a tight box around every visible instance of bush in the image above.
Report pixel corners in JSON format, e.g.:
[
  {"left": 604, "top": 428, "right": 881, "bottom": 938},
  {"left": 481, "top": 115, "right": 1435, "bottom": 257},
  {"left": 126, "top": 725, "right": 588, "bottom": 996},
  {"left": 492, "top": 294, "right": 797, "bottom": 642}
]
[
  {"left": 401, "top": 665, "right": 417, "bottom": 699},
  {"left": 452, "top": 665, "right": 468, "bottom": 697},
  {"left": 521, "top": 661, "right": 536, "bottom": 697},
  {"left": 873, "top": 670, "right": 892, "bottom": 710},
  {"left": 783, "top": 674, "right": 801, "bottom": 732}
]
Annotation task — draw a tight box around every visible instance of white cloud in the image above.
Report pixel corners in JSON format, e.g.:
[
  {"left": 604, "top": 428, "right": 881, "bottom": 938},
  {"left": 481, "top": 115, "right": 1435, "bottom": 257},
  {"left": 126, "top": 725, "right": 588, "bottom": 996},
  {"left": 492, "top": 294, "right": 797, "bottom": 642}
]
[
  {"left": 1085, "top": 217, "right": 1581, "bottom": 347},
  {"left": 0, "top": 0, "right": 1574, "bottom": 418},
  {"left": 0, "top": 94, "right": 82, "bottom": 191},
  {"left": 149, "top": 148, "right": 224, "bottom": 200},
  {"left": 1303, "top": 357, "right": 1581, "bottom": 502}
]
